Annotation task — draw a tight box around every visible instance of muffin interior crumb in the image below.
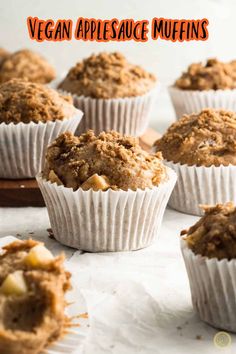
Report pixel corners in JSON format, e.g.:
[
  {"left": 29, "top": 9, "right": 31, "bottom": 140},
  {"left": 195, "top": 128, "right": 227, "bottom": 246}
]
[
  {"left": 43, "top": 130, "right": 167, "bottom": 191},
  {"left": 154, "top": 108, "right": 236, "bottom": 167},
  {"left": 59, "top": 52, "right": 156, "bottom": 98},
  {"left": 175, "top": 58, "right": 236, "bottom": 91},
  {"left": 182, "top": 202, "right": 236, "bottom": 260}
]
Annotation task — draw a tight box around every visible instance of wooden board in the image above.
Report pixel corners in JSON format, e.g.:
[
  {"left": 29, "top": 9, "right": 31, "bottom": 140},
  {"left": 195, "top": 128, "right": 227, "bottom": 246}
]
[{"left": 0, "top": 128, "right": 161, "bottom": 207}]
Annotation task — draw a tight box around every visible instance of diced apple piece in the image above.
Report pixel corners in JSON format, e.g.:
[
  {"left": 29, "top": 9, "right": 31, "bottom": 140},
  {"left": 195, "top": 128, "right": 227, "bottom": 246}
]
[
  {"left": 48, "top": 170, "right": 62, "bottom": 185},
  {"left": 0, "top": 271, "right": 27, "bottom": 296},
  {"left": 81, "top": 174, "right": 110, "bottom": 191},
  {"left": 25, "top": 245, "right": 54, "bottom": 266}
]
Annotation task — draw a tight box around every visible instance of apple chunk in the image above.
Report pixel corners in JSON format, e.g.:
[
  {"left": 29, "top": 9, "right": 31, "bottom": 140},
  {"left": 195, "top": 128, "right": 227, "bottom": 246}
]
[
  {"left": 25, "top": 245, "right": 54, "bottom": 266},
  {"left": 0, "top": 271, "right": 28, "bottom": 296}
]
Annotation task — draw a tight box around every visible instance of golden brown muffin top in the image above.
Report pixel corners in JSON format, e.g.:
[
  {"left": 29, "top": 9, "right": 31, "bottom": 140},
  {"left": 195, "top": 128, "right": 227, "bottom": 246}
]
[
  {"left": 0, "top": 49, "right": 56, "bottom": 84},
  {"left": 58, "top": 52, "right": 156, "bottom": 98},
  {"left": 154, "top": 109, "right": 236, "bottom": 167},
  {"left": 0, "top": 48, "right": 9, "bottom": 64},
  {"left": 182, "top": 202, "right": 236, "bottom": 260},
  {"left": 0, "top": 79, "right": 77, "bottom": 124},
  {"left": 44, "top": 130, "right": 167, "bottom": 191},
  {"left": 175, "top": 58, "right": 236, "bottom": 91}
]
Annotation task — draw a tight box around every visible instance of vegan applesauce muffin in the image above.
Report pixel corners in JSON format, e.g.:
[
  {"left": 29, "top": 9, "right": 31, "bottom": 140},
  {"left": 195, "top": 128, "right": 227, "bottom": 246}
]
[
  {"left": 169, "top": 58, "right": 236, "bottom": 119},
  {"left": 154, "top": 109, "right": 236, "bottom": 215},
  {"left": 0, "top": 239, "right": 71, "bottom": 354},
  {"left": 44, "top": 130, "right": 167, "bottom": 191},
  {"left": 0, "top": 49, "right": 55, "bottom": 84},
  {"left": 37, "top": 130, "right": 177, "bottom": 252},
  {"left": 181, "top": 202, "right": 236, "bottom": 332},
  {"left": 0, "top": 79, "right": 83, "bottom": 178},
  {"left": 58, "top": 52, "right": 158, "bottom": 136},
  {"left": 0, "top": 48, "right": 9, "bottom": 64}
]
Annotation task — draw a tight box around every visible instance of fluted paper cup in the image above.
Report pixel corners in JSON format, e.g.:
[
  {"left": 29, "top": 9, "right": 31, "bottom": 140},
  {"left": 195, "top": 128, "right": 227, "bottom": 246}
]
[
  {"left": 72, "top": 85, "right": 159, "bottom": 136},
  {"left": 164, "top": 160, "right": 236, "bottom": 216},
  {"left": 169, "top": 86, "right": 236, "bottom": 119},
  {"left": 181, "top": 239, "right": 236, "bottom": 332},
  {"left": 37, "top": 167, "right": 176, "bottom": 252},
  {"left": 0, "top": 110, "right": 83, "bottom": 179}
]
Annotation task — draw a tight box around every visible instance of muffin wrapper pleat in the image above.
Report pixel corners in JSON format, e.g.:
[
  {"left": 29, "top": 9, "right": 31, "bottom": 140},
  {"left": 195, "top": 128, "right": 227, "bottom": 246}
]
[
  {"left": 168, "top": 86, "right": 236, "bottom": 119},
  {"left": 36, "top": 168, "right": 176, "bottom": 252},
  {"left": 181, "top": 239, "right": 236, "bottom": 332},
  {"left": 164, "top": 160, "right": 236, "bottom": 216},
  {"left": 0, "top": 110, "right": 83, "bottom": 179},
  {"left": 72, "top": 86, "right": 159, "bottom": 136}
]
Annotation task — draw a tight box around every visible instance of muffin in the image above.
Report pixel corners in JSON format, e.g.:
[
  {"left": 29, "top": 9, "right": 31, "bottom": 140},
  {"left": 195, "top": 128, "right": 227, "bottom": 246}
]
[
  {"left": 181, "top": 202, "right": 236, "bottom": 332},
  {"left": 58, "top": 52, "right": 158, "bottom": 136},
  {"left": 0, "top": 49, "right": 56, "bottom": 84},
  {"left": 0, "top": 79, "right": 83, "bottom": 178},
  {"left": 169, "top": 58, "right": 236, "bottom": 119},
  {"left": 0, "top": 48, "right": 9, "bottom": 64},
  {"left": 154, "top": 108, "right": 236, "bottom": 215},
  {"left": 0, "top": 239, "right": 71, "bottom": 354},
  {"left": 37, "top": 130, "right": 177, "bottom": 252}
]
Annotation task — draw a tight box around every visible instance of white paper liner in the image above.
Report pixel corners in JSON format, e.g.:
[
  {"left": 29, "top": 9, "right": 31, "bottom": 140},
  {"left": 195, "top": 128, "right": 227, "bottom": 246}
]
[
  {"left": 181, "top": 239, "right": 236, "bottom": 333},
  {"left": 36, "top": 167, "right": 176, "bottom": 252},
  {"left": 164, "top": 160, "right": 236, "bottom": 216},
  {"left": 0, "top": 110, "right": 83, "bottom": 179},
  {"left": 168, "top": 86, "right": 236, "bottom": 119},
  {"left": 72, "top": 85, "right": 159, "bottom": 136}
]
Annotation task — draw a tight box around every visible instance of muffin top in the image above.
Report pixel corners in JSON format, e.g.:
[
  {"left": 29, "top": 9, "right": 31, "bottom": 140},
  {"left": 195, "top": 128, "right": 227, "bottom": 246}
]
[
  {"left": 154, "top": 109, "right": 236, "bottom": 167},
  {"left": 58, "top": 52, "right": 156, "bottom": 99},
  {"left": 175, "top": 58, "right": 236, "bottom": 91},
  {"left": 0, "top": 79, "right": 77, "bottom": 124},
  {"left": 0, "top": 48, "right": 9, "bottom": 64},
  {"left": 181, "top": 202, "right": 236, "bottom": 260},
  {"left": 0, "top": 49, "right": 56, "bottom": 84},
  {"left": 43, "top": 130, "right": 167, "bottom": 191}
]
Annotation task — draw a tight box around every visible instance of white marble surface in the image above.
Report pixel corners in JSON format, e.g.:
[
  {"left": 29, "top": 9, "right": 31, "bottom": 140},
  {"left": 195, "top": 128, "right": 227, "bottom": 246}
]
[{"left": 1, "top": 205, "right": 235, "bottom": 354}]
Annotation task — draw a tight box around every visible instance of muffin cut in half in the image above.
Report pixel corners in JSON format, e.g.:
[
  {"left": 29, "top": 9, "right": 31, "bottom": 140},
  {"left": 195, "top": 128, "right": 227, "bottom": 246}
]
[
  {"left": 154, "top": 108, "right": 236, "bottom": 215},
  {"left": 0, "top": 239, "right": 71, "bottom": 354},
  {"left": 37, "top": 130, "right": 177, "bottom": 252},
  {"left": 169, "top": 58, "right": 236, "bottom": 119},
  {"left": 181, "top": 202, "right": 236, "bottom": 332},
  {"left": 58, "top": 52, "right": 158, "bottom": 136}
]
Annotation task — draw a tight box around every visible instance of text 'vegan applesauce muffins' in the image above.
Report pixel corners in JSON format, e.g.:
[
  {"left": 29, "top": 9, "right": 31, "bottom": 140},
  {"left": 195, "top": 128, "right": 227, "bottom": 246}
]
[
  {"left": 0, "top": 49, "right": 56, "bottom": 84},
  {"left": 0, "top": 239, "right": 71, "bottom": 354},
  {"left": 169, "top": 58, "right": 236, "bottom": 119},
  {"left": 0, "top": 79, "right": 83, "bottom": 178},
  {"left": 181, "top": 202, "right": 236, "bottom": 332},
  {"left": 37, "top": 130, "right": 177, "bottom": 252},
  {"left": 58, "top": 52, "right": 158, "bottom": 136},
  {"left": 154, "top": 108, "right": 236, "bottom": 215}
]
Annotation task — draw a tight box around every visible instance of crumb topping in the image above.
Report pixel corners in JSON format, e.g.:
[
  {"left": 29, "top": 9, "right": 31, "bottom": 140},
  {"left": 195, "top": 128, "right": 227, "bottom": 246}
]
[
  {"left": 175, "top": 58, "right": 236, "bottom": 90},
  {"left": 154, "top": 108, "right": 236, "bottom": 166},
  {"left": 43, "top": 130, "right": 167, "bottom": 191},
  {"left": 182, "top": 202, "right": 236, "bottom": 260},
  {"left": 0, "top": 79, "right": 77, "bottom": 124},
  {"left": 0, "top": 49, "right": 56, "bottom": 84},
  {"left": 58, "top": 52, "right": 156, "bottom": 98}
]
